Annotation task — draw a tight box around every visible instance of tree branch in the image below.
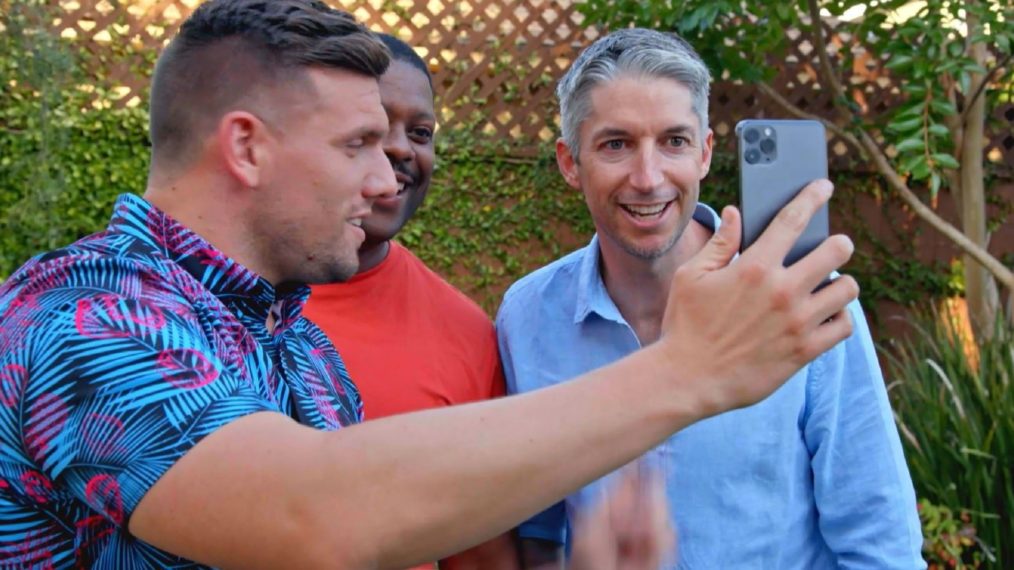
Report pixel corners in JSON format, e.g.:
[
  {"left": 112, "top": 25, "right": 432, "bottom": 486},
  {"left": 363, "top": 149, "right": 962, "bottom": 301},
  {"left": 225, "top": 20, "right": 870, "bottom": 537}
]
[
  {"left": 754, "top": 86, "right": 1014, "bottom": 293},
  {"left": 854, "top": 129, "right": 1014, "bottom": 291},
  {"left": 805, "top": 0, "right": 850, "bottom": 120},
  {"left": 960, "top": 51, "right": 1013, "bottom": 127},
  {"left": 756, "top": 83, "right": 861, "bottom": 150}
]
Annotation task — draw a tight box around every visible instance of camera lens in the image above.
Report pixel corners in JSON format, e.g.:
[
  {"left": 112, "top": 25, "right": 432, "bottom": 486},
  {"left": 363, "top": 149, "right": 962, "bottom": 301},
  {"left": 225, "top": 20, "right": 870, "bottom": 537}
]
[
  {"left": 744, "top": 148, "right": 761, "bottom": 164},
  {"left": 759, "top": 138, "right": 776, "bottom": 154},
  {"left": 744, "top": 128, "right": 760, "bottom": 144}
]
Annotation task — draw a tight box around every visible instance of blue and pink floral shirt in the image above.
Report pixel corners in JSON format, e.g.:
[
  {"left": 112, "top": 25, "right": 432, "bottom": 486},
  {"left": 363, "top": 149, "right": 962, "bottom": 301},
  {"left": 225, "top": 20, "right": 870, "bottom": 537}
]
[{"left": 0, "top": 193, "right": 362, "bottom": 568}]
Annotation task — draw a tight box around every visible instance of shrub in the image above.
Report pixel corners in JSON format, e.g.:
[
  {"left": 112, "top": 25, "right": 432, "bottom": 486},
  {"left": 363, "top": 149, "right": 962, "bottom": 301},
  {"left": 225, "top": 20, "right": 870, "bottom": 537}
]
[{"left": 886, "top": 305, "right": 1013, "bottom": 567}]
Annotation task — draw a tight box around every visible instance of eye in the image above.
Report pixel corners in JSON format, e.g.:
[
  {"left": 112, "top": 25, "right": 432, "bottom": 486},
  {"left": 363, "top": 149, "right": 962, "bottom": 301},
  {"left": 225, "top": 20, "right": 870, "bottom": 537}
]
[
  {"left": 603, "top": 139, "right": 626, "bottom": 151},
  {"left": 409, "top": 126, "right": 434, "bottom": 143},
  {"left": 346, "top": 138, "right": 365, "bottom": 150},
  {"left": 667, "top": 135, "right": 688, "bottom": 147}
]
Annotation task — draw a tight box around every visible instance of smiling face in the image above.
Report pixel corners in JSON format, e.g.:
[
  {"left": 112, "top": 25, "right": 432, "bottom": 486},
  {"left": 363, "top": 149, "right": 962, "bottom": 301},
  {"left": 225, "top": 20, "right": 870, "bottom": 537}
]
[
  {"left": 557, "top": 74, "right": 713, "bottom": 261},
  {"left": 255, "top": 67, "right": 397, "bottom": 285},
  {"left": 361, "top": 59, "right": 436, "bottom": 247}
]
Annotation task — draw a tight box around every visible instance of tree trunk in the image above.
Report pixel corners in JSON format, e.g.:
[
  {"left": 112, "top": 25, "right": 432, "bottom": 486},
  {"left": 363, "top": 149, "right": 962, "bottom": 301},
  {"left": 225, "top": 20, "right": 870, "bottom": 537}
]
[{"left": 960, "top": 7, "right": 1000, "bottom": 339}]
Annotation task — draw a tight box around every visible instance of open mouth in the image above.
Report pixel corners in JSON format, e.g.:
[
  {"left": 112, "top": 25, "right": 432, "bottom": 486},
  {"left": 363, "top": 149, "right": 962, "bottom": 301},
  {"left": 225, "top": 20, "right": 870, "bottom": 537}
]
[
  {"left": 620, "top": 200, "right": 673, "bottom": 220},
  {"left": 395, "top": 172, "right": 414, "bottom": 196}
]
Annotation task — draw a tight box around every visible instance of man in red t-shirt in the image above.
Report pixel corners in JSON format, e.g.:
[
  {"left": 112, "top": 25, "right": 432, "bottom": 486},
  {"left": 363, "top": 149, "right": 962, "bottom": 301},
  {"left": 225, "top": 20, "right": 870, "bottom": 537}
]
[{"left": 303, "top": 34, "right": 512, "bottom": 568}]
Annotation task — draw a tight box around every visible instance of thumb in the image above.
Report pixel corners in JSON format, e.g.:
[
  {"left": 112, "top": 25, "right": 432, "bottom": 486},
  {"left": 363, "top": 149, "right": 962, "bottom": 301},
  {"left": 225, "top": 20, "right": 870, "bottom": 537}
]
[{"left": 687, "top": 206, "right": 741, "bottom": 272}]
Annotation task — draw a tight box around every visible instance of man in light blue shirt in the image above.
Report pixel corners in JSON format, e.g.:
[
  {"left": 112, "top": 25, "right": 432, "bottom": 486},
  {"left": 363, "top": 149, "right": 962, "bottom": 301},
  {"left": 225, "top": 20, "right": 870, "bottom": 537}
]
[{"left": 497, "top": 28, "right": 925, "bottom": 569}]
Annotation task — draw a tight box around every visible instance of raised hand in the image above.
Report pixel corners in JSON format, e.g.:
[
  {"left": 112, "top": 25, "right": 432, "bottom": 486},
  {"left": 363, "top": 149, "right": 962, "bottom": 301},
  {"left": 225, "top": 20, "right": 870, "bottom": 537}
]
[{"left": 658, "top": 179, "right": 858, "bottom": 415}]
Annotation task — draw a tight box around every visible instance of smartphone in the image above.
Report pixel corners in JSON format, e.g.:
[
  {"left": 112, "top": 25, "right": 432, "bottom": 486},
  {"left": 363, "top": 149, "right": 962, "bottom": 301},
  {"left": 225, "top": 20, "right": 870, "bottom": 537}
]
[{"left": 736, "top": 119, "right": 829, "bottom": 267}]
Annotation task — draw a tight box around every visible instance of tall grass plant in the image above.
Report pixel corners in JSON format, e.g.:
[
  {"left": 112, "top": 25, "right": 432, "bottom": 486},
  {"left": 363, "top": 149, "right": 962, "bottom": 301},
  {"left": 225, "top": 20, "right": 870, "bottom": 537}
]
[{"left": 886, "top": 304, "right": 1013, "bottom": 566}]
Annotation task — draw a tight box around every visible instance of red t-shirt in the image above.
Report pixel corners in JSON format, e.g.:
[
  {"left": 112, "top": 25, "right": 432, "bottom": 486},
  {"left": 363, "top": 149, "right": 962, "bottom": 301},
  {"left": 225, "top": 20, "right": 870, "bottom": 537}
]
[{"left": 304, "top": 241, "right": 505, "bottom": 421}]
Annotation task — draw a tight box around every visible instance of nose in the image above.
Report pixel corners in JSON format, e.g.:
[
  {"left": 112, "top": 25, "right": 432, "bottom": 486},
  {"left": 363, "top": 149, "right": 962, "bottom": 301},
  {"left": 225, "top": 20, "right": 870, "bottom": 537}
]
[
  {"left": 383, "top": 123, "right": 412, "bottom": 164},
  {"left": 364, "top": 146, "right": 398, "bottom": 200},
  {"left": 628, "top": 144, "right": 664, "bottom": 192}
]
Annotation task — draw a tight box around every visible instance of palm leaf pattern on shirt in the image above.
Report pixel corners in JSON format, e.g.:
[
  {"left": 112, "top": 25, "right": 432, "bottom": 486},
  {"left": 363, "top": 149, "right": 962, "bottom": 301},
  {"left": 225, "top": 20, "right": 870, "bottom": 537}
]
[{"left": 0, "top": 194, "right": 362, "bottom": 568}]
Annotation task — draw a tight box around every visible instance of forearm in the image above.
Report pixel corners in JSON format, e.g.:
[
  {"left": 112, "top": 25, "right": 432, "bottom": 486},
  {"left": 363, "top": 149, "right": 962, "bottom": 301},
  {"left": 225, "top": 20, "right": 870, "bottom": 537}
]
[
  {"left": 131, "top": 343, "right": 698, "bottom": 569},
  {"left": 317, "top": 343, "right": 697, "bottom": 568}
]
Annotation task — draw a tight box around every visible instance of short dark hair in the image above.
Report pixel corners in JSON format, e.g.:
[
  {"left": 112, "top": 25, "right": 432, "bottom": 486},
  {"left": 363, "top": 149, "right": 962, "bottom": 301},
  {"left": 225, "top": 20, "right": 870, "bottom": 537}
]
[
  {"left": 376, "top": 33, "right": 432, "bottom": 89},
  {"left": 149, "top": 0, "right": 390, "bottom": 168}
]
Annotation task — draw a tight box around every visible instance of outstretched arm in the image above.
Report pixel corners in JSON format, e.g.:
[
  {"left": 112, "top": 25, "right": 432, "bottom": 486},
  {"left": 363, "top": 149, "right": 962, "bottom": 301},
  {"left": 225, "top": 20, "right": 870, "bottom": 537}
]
[{"left": 131, "top": 181, "right": 859, "bottom": 569}]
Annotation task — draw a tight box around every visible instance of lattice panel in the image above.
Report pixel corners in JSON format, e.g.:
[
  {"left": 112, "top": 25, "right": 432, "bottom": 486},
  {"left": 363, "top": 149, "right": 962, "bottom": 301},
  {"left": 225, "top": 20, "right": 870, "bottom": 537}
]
[{"left": 40, "top": 0, "right": 1014, "bottom": 167}]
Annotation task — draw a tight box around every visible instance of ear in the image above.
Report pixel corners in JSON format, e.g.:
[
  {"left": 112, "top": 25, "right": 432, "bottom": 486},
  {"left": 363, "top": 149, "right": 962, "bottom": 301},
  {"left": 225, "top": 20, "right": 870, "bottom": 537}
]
[
  {"left": 555, "top": 138, "right": 581, "bottom": 190},
  {"left": 215, "top": 111, "right": 273, "bottom": 188},
  {"left": 699, "top": 127, "right": 714, "bottom": 180}
]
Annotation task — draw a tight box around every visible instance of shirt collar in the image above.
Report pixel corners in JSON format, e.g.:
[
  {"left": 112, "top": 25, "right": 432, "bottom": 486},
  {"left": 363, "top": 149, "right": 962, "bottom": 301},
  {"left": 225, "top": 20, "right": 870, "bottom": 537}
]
[
  {"left": 107, "top": 193, "right": 310, "bottom": 326},
  {"left": 573, "top": 202, "right": 721, "bottom": 325}
]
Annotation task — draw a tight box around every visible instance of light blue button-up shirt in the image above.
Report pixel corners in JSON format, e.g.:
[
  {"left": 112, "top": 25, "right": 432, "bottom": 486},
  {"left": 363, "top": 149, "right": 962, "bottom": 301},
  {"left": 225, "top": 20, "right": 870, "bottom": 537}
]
[{"left": 496, "top": 204, "right": 925, "bottom": 569}]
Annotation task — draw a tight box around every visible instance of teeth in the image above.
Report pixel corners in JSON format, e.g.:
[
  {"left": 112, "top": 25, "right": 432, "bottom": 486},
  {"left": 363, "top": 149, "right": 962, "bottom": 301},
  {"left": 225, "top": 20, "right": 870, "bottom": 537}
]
[
  {"left": 349, "top": 219, "right": 362, "bottom": 227},
  {"left": 397, "top": 182, "right": 406, "bottom": 193},
  {"left": 623, "top": 203, "right": 667, "bottom": 216}
]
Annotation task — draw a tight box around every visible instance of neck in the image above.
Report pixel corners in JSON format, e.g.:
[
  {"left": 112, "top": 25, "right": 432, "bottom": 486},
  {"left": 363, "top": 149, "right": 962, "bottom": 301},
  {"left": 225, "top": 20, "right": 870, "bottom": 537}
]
[
  {"left": 599, "top": 220, "right": 710, "bottom": 346},
  {"left": 357, "top": 239, "right": 391, "bottom": 274},
  {"left": 144, "top": 170, "right": 280, "bottom": 285}
]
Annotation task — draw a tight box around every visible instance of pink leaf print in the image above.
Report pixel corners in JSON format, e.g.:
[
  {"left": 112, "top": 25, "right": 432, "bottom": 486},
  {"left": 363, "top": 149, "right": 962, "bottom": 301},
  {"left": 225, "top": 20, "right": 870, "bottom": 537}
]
[
  {"left": 157, "top": 349, "right": 219, "bottom": 390},
  {"left": 81, "top": 413, "right": 126, "bottom": 459},
  {"left": 84, "top": 474, "right": 124, "bottom": 525},
  {"left": 24, "top": 393, "right": 70, "bottom": 462},
  {"left": 20, "top": 470, "right": 53, "bottom": 505},
  {"left": 0, "top": 365, "right": 26, "bottom": 408},
  {"left": 75, "top": 296, "right": 166, "bottom": 339}
]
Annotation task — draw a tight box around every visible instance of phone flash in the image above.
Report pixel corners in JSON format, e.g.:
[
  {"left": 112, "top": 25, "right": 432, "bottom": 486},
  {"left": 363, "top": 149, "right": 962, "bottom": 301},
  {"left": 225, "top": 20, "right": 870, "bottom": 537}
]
[{"left": 763, "top": 127, "right": 773, "bottom": 136}]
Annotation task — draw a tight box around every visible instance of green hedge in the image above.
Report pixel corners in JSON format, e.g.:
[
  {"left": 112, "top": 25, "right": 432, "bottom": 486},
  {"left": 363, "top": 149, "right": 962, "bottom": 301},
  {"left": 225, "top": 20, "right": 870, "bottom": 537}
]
[{"left": 0, "top": 3, "right": 960, "bottom": 316}]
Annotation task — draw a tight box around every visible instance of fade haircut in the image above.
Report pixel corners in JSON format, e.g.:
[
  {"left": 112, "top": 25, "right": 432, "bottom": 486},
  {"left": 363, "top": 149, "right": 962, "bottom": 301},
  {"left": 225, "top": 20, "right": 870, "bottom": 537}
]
[
  {"left": 149, "top": 0, "right": 390, "bottom": 168},
  {"left": 556, "top": 28, "right": 711, "bottom": 162},
  {"left": 376, "top": 33, "right": 433, "bottom": 91}
]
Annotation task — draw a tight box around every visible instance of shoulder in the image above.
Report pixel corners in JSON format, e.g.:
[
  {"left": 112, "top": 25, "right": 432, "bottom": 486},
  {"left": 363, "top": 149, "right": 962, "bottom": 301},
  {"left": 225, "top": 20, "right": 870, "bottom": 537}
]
[
  {"left": 500, "top": 245, "right": 589, "bottom": 316},
  {"left": 396, "top": 243, "right": 491, "bottom": 326},
  {"left": 3, "top": 239, "right": 172, "bottom": 302}
]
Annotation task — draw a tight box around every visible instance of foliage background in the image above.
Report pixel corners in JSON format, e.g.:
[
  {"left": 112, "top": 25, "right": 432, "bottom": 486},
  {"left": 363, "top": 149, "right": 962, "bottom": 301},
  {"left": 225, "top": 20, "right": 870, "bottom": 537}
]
[{"left": 3, "top": 1, "right": 1009, "bottom": 322}]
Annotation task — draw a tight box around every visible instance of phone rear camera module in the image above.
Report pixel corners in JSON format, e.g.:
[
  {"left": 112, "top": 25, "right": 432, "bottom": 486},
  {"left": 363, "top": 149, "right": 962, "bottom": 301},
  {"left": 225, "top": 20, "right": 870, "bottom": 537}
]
[
  {"left": 759, "top": 138, "right": 776, "bottom": 154},
  {"left": 744, "top": 128, "right": 761, "bottom": 144},
  {"left": 744, "top": 148, "right": 761, "bottom": 164}
]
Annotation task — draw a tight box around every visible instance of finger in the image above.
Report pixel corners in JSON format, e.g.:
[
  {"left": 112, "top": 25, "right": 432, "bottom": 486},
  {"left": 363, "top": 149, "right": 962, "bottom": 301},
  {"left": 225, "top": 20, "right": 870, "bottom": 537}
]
[
  {"left": 804, "top": 307, "right": 855, "bottom": 355},
  {"left": 807, "top": 276, "right": 859, "bottom": 327},
  {"left": 786, "top": 234, "right": 854, "bottom": 293},
  {"left": 681, "top": 206, "right": 742, "bottom": 274},
  {"left": 746, "top": 179, "right": 833, "bottom": 267}
]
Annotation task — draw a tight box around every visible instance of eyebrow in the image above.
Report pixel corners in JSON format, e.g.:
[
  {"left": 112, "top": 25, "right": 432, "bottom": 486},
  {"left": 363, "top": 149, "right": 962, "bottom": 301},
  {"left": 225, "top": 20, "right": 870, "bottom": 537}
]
[
  {"left": 411, "top": 111, "right": 437, "bottom": 123},
  {"left": 331, "top": 126, "right": 388, "bottom": 146},
  {"left": 590, "top": 123, "right": 697, "bottom": 142}
]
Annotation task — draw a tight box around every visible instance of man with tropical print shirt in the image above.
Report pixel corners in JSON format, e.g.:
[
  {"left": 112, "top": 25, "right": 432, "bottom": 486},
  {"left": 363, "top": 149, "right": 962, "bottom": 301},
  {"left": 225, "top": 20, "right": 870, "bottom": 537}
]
[{"left": 0, "top": 0, "right": 862, "bottom": 568}]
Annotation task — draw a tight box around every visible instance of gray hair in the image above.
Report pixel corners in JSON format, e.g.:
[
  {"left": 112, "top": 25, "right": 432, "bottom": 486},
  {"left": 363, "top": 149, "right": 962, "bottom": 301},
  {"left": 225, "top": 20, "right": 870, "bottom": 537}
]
[{"left": 557, "top": 28, "right": 712, "bottom": 161}]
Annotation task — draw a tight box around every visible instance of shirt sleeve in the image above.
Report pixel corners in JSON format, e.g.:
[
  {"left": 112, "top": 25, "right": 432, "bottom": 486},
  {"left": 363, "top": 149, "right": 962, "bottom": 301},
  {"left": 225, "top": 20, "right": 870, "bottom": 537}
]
[
  {"left": 803, "top": 300, "right": 926, "bottom": 568},
  {"left": 16, "top": 289, "right": 277, "bottom": 529},
  {"left": 496, "top": 302, "right": 568, "bottom": 546}
]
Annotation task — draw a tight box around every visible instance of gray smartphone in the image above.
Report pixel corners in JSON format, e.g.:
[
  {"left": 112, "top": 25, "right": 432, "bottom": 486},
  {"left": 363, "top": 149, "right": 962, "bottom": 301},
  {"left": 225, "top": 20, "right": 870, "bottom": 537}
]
[{"left": 736, "top": 119, "right": 829, "bottom": 266}]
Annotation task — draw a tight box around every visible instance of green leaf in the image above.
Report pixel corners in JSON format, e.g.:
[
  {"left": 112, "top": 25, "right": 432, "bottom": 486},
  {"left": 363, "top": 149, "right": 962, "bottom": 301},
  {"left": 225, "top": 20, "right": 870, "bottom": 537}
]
[
  {"left": 927, "top": 123, "right": 949, "bottom": 138},
  {"left": 897, "top": 102, "right": 926, "bottom": 119},
  {"left": 889, "top": 117, "right": 923, "bottom": 133},
  {"left": 997, "top": 34, "right": 1011, "bottom": 54},
  {"left": 911, "top": 160, "right": 931, "bottom": 180},
  {"left": 929, "top": 99, "right": 958, "bottom": 116},
  {"left": 895, "top": 137, "right": 926, "bottom": 153},
  {"left": 931, "top": 153, "right": 960, "bottom": 170},
  {"left": 885, "top": 54, "right": 914, "bottom": 70}
]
